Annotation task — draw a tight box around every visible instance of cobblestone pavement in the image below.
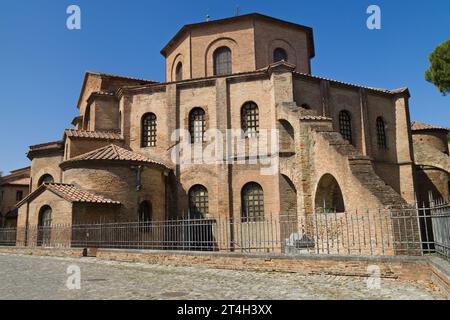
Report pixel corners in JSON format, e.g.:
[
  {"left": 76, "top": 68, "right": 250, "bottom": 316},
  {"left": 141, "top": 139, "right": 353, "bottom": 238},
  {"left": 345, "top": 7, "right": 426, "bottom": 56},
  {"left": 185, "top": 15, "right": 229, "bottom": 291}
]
[{"left": 0, "top": 253, "right": 446, "bottom": 300}]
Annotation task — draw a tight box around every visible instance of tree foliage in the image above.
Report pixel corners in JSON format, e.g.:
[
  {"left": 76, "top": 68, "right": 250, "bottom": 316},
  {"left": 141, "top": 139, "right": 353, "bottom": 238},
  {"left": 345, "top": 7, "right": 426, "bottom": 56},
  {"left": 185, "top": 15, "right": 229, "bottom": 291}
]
[{"left": 425, "top": 38, "right": 450, "bottom": 96}]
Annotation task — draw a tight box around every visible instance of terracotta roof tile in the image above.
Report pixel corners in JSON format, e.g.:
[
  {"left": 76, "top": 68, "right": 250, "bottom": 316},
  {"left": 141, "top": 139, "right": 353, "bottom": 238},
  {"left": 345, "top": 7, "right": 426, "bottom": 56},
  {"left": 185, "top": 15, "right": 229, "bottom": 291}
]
[
  {"left": 64, "top": 144, "right": 172, "bottom": 169},
  {"left": 46, "top": 183, "right": 120, "bottom": 204},
  {"left": 294, "top": 72, "right": 404, "bottom": 95},
  {"left": 65, "top": 129, "right": 123, "bottom": 140},
  {"left": 4, "top": 177, "right": 30, "bottom": 186},
  {"left": 29, "top": 140, "right": 64, "bottom": 151},
  {"left": 16, "top": 183, "right": 120, "bottom": 207},
  {"left": 411, "top": 121, "right": 449, "bottom": 131}
]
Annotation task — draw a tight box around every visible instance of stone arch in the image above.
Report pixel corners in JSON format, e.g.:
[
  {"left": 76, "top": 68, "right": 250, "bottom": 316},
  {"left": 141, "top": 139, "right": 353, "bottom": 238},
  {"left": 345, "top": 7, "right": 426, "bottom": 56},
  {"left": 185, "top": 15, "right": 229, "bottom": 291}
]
[
  {"left": 277, "top": 119, "right": 295, "bottom": 154},
  {"left": 205, "top": 37, "right": 238, "bottom": 77},
  {"left": 268, "top": 39, "right": 297, "bottom": 65},
  {"left": 314, "top": 174, "right": 345, "bottom": 213}
]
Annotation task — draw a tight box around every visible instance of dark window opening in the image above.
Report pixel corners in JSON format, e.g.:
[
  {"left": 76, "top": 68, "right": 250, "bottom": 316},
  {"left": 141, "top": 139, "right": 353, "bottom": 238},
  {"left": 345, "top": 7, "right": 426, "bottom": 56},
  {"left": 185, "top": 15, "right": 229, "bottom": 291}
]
[
  {"left": 241, "top": 182, "right": 264, "bottom": 222},
  {"left": 138, "top": 201, "right": 152, "bottom": 222},
  {"left": 38, "top": 174, "right": 54, "bottom": 186},
  {"left": 339, "top": 110, "right": 353, "bottom": 144},
  {"left": 189, "top": 108, "right": 206, "bottom": 144},
  {"left": 376, "top": 117, "right": 387, "bottom": 150},
  {"left": 141, "top": 113, "right": 157, "bottom": 147},
  {"left": 189, "top": 185, "right": 209, "bottom": 219},
  {"left": 16, "top": 191, "right": 23, "bottom": 202},
  {"left": 213, "top": 47, "right": 232, "bottom": 76},
  {"left": 273, "top": 48, "right": 288, "bottom": 63},
  {"left": 175, "top": 62, "right": 183, "bottom": 81},
  {"left": 241, "top": 102, "right": 259, "bottom": 138},
  {"left": 301, "top": 103, "right": 311, "bottom": 110}
]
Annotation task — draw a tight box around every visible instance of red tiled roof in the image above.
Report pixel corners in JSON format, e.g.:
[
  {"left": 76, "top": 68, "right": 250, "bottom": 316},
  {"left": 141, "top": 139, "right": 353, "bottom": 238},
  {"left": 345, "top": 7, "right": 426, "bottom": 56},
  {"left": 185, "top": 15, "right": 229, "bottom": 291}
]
[
  {"left": 64, "top": 129, "right": 123, "bottom": 140},
  {"left": 46, "top": 183, "right": 120, "bottom": 204},
  {"left": 29, "top": 140, "right": 64, "bottom": 151},
  {"left": 411, "top": 121, "right": 449, "bottom": 132},
  {"left": 294, "top": 72, "right": 406, "bottom": 95},
  {"left": 63, "top": 144, "right": 172, "bottom": 169},
  {"left": 16, "top": 183, "right": 120, "bottom": 208},
  {"left": 5, "top": 177, "right": 30, "bottom": 186}
]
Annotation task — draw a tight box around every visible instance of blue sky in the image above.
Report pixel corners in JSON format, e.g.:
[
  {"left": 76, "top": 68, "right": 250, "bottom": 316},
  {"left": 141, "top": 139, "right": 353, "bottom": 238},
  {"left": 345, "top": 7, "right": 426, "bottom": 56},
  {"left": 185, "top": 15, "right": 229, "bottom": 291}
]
[{"left": 0, "top": 0, "right": 449, "bottom": 174}]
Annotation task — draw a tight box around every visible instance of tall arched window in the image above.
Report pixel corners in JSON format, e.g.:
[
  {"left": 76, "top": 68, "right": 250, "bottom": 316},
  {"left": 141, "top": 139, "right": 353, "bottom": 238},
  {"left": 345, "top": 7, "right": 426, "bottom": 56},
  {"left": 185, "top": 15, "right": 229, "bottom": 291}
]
[
  {"left": 175, "top": 62, "right": 183, "bottom": 81},
  {"left": 241, "top": 102, "right": 259, "bottom": 138},
  {"left": 273, "top": 48, "right": 288, "bottom": 63},
  {"left": 241, "top": 182, "right": 264, "bottom": 222},
  {"left": 84, "top": 105, "right": 91, "bottom": 130},
  {"left": 376, "top": 117, "right": 387, "bottom": 150},
  {"left": 213, "top": 47, "right": 232, "bottom": 76},
  {"left": 189, "top": 108, "right": 206, "bottom": 143},
  {"left": 138, "top": 201, "right": 152, "bottom": 222},
  {"left": 141, "top": 113, "right": 157, "bottom": 147},
  {"left": 38, "top": 174, "right": 54, "bottom": 186},
  {"left": 38, "top": 205, "right": 52, "bottom": 247},
  {"left": 189, "top": 185, "right": 209, "bottom": 219},
  {"left": 339, "top": 110, "right": 353, "bottom": 144}
]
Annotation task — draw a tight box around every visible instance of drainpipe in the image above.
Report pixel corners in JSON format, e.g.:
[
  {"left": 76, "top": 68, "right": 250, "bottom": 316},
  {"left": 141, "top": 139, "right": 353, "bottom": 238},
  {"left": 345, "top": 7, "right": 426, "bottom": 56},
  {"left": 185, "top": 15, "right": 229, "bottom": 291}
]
[{"left": 24, "top": 201, "right": 30, "bottom": 247}]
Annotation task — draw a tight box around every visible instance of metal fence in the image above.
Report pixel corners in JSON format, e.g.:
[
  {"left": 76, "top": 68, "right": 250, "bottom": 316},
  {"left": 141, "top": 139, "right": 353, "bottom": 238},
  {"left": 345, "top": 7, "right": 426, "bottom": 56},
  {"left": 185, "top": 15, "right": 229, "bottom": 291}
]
[{"left": 1, "top": 203, "right": 449, "bottom": 259}]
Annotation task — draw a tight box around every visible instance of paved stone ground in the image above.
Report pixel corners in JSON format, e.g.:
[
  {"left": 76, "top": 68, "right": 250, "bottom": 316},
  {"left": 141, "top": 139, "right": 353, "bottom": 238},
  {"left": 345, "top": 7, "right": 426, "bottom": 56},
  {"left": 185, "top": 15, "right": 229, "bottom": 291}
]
[{"left": 0, "top": 253, "right": 446, "bottom": 300}]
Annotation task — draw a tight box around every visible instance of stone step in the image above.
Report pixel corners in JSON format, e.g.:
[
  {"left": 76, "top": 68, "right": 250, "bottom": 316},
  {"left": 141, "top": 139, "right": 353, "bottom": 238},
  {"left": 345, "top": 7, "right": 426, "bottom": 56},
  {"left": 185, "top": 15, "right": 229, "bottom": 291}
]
[{"left": 312, "top": 127, "right": 407, "bottom": 207}]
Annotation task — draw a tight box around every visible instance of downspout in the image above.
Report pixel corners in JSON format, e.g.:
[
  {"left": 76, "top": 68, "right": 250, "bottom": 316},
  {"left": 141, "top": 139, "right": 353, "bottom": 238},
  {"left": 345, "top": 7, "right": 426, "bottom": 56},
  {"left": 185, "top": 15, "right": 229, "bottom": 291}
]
[{"left": 24, "top": 201, "right": 30, "bottom": 247}]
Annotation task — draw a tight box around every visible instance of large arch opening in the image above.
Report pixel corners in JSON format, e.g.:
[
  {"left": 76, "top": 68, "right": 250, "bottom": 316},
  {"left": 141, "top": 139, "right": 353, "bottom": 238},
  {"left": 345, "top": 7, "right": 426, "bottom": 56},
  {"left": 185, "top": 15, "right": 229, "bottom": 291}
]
[{"left": 314, "top": 174, "right": 345, "bottom": 213}]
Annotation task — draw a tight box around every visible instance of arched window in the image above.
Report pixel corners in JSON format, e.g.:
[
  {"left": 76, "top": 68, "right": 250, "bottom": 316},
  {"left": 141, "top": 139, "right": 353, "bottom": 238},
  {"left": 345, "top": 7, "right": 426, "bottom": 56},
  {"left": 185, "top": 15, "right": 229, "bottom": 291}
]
[
  {"left": 175, "top": 62, "right": 183, "bottom": 81},
  {"left": 241, "top": 102, "right": 259, "bottom": 138},
  {"left": 241, "top": 182, "right": 264, "bottom": 222},
  {"left": 138, "top": 201, "right": 152, "bottom": 222},
  {"left": 213, "top": 47, "right": 232, "bottom": 76},
  {"left": 118, "top": 111, "right": 122, "bottom": 130},
  {"left": 339, "top": 110, "right": 352, "bottom": 144},
  {"left": 38, "top": 174, "right": 54, "bottom": 186},
  {"left": 141, "top": 113, "right": 157, "bottom": 147},
  {"left": 273, "top": 48, "right": 288, "bottom": 63},
  {"left": 189, "top": 185, "right": 209, "bottom": 219},
  {"left": 376, "top": 117, "right": 387, "bottom": 150},
  {"left": 84, "top": 105, "right": 91, "bottom": 130},
  {"left": 189, "top": 108, "right": 206, "bottom": 143},
  {"left": 38, "top": 205, "right": 52, "bottom": 247}
]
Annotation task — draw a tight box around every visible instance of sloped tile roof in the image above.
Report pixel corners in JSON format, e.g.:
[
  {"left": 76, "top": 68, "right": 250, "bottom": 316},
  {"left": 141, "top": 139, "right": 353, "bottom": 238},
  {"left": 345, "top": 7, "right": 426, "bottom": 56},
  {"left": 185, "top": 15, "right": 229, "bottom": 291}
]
[
  {"left": 46, "top": 183, "right": 120, "bottom": 204},
  {"left": 411, "top": 121, "right": 449, "bottom": 132},
  {"left": 64, "top": 144, "right": 172, "bottom": 169},
  {"left": 3, "top": 177, "right": 30, "bottom": 186},
  {"left": 16, "top": 183, "right": 120, "bottom": 208},
  {"left": 294, "top": 72, "right": 406, "bottom": 95},
  {"left": 64, "top": 129, "right": 123, "bottom": 140}
]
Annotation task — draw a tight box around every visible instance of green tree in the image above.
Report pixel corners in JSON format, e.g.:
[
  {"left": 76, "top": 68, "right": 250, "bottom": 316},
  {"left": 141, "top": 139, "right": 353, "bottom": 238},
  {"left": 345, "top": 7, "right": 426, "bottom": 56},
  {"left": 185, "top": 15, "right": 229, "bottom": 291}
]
[{"left": 425, "top": 38, "right": 450, "bottom": 96}]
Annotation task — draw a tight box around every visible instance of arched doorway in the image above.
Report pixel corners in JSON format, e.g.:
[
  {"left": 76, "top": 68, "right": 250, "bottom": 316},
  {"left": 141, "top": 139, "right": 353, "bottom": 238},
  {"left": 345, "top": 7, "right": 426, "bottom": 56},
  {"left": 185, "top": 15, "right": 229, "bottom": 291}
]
[
  {"left": 37, "top": 205, "right": 52, "bottom": 247},
  {"left": 315, "top": 174, "right": 345, "bottom": 213}
]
